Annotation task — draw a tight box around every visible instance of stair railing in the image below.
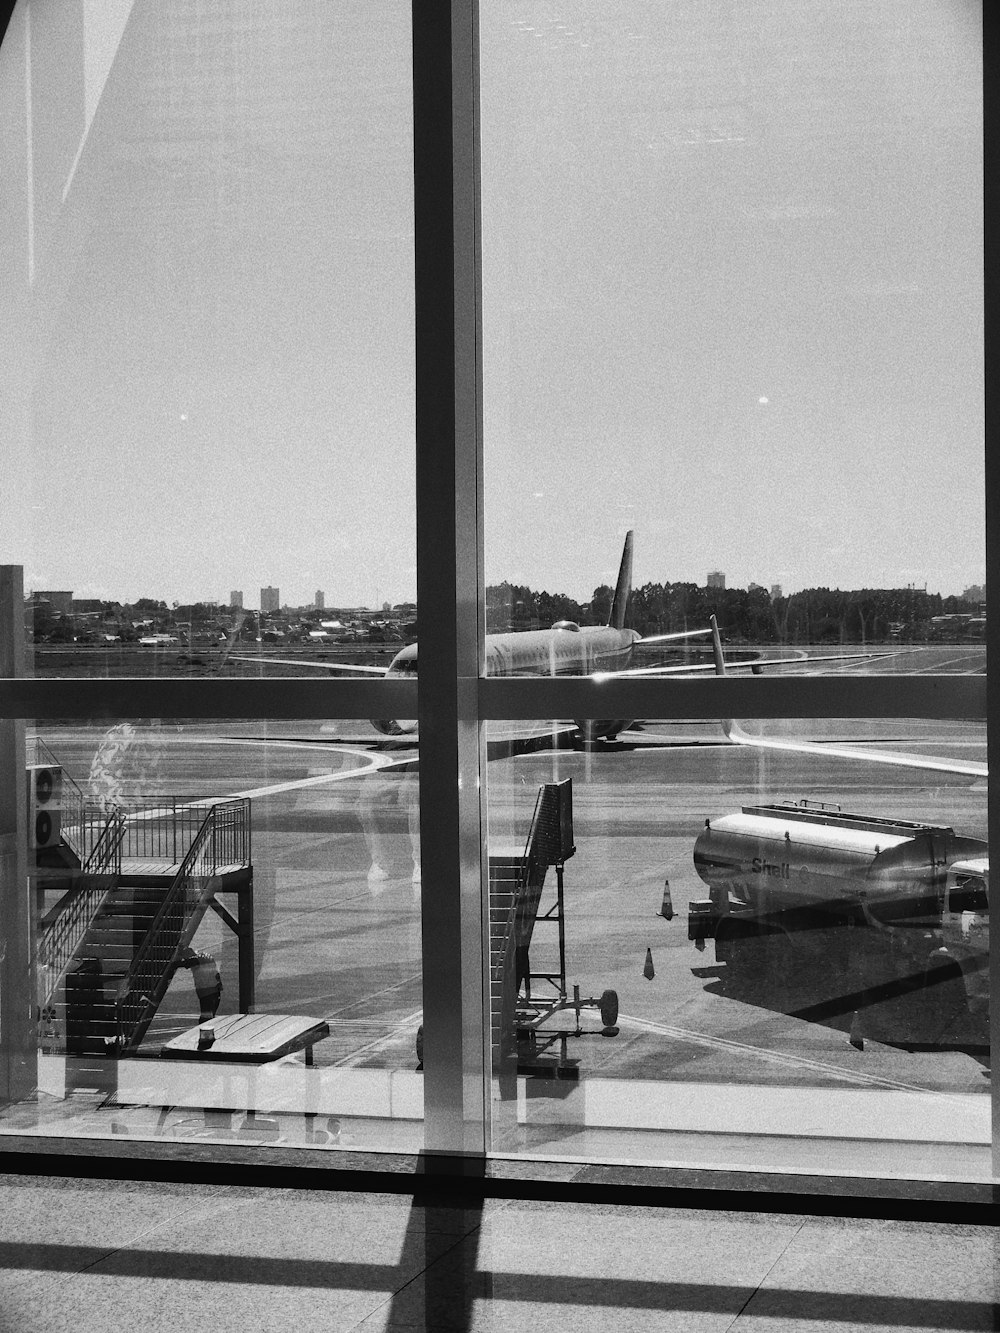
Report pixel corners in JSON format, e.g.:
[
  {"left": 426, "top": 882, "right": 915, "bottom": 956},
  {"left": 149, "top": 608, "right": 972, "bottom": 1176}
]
[
  {"left": 38, "top": 808, "right": 127, "bottom": 1005},
  {"left": 491, "top": 785, "right": 556, "bottom": 984},
  {"left": 114, "top": 798, "right": 250, "bottom": 1050},
  {"left": 489, "top": 781, "right": 572, "bottom": 1057}
]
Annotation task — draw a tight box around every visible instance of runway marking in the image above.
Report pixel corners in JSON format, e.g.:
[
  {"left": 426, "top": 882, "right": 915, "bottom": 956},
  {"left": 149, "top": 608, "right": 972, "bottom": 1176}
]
[
  {"left": 903, "top": 652, "right": 987, "bottom": 676},
  {"left": 328, "top": 1007, "right": 424, "bottom": 1067},
  {"left": 616, "top": 1012, "right": 974, "bottom": 1102},
  {"left": 197, "top": 736, "right": 377, "bottom": 753},
  {"left": 325, "top": 974, "right": 423, "bottom": 1021},
  {"left": 118, "top": 746, "right": 411, "bottom": 822},
  {"left": 226, "top": 751, "right": 412, "bottom": 801}
]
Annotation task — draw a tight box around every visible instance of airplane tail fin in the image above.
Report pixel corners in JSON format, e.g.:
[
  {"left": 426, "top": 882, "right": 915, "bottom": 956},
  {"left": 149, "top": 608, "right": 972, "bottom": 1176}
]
[
  {"left": 710, "top": 614, "right": 738, "bottom": 741},
  {"left": 609, "top": 531, "right": 633, "bottom": 630},
  {"left": 710, "top": 614, "right": 726, "bottom": 675}
]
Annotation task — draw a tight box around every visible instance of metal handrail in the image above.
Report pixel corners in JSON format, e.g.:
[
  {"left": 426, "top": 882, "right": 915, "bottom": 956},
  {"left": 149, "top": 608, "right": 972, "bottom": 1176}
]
[
  {"left": 114, "top": 798, "right": 250, "bottom": 1049},
  {"left": 38, "top": 809, "right": 127, "bottom": 1003}
]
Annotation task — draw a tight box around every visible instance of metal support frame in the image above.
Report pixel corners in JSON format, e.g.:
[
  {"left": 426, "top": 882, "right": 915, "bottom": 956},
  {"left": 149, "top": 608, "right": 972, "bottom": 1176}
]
[
  {"left": 207, "top": 878, "right": 255, "bottom": 1014},
  {"left": 528, "top": 863, "right": 569, "bottom": 1004},
  {"left": 0, "top": 567, "right": 34, "bottom": 1105}
]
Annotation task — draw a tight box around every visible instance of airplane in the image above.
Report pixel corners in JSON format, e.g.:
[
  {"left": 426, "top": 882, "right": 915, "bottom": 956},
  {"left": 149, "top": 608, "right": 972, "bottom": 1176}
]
[
  {"left": 229, "top": 532, "right": 884, "bottom": 744},
  {"left": 231, "top": 533, "right": 711, "bottom": 742}
]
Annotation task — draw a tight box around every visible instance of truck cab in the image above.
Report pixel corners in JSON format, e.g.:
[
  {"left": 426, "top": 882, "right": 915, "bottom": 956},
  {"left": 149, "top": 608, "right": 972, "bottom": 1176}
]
[{"left": 939, "top": 857, "right": 989, "bottom": 1015}]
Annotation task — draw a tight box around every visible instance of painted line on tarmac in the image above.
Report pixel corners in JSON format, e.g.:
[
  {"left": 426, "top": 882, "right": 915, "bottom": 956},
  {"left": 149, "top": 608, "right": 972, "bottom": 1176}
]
[
  {"left": 227, "top": 751, "right": 413, "bottom": 801},
  {"left": 904, "top": 652, "right": 987, "bottom": 675},
  {"left": 328, "top": 1007, "right": 424, "bottom": 1067},
  {"left": 201, "top": 736, "right": 377, "bottom": 753},
  {"left": 616, "top": 1012, "right": 972, "bottom": 1101},
  {"left": 325, "top": 973, "right": 423, "bottom": 1022},
  {"left": 119, "top": 747, "right": 409, "bottom": 821}
]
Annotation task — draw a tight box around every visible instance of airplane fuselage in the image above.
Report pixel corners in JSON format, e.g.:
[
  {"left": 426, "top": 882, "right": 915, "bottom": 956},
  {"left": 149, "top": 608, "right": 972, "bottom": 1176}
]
[{"left": 374, "top": 622, "right": 641, "bottom": 736}]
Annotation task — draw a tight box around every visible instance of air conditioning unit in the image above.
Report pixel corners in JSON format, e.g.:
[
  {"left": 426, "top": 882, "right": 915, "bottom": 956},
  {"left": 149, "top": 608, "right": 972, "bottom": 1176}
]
[{"left": 26, "top": 765, "right": 62, "bottom": 850}]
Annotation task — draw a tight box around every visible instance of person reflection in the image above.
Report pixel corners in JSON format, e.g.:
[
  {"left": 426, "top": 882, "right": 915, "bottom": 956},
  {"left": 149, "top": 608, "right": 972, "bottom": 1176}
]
[
  {"left": 87, "top": 719, "right": 165, "bottom": 808},
  {"left": 356, "top": 764, "right": 420, "bottom": 893}
]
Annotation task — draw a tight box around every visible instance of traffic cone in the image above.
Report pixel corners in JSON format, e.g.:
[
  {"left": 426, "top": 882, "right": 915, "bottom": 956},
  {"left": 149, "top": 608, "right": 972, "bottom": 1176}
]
[
  {"left": 849, "top": 1010, "right": 864, "bottom": 1051},
  {"left": 657, "top": 879, "right": 674, "bottom": 921},
  {"left": 643, "top": 947, "right": 655, "bottom": 980}
]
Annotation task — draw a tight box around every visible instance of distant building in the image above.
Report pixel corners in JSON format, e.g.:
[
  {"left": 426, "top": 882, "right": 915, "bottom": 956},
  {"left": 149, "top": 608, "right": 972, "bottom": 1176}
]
[
  {"left": 770, "top": 584, "right": 783, "bottom": 601},
  {"left": 315, "top": 590, "right": 325, "bottom": 610},
  {"left": 260, "top": 586, "right": 280, "bottom": 613},
  {"left": 962, "top": 584, "right": 985, "bottom": 604},
  {"left": 748, "top": 582, "right": 765, "bottom": 594},
  {"left": 707, "top": 571, "right": 725, "bottom": 589},
  {"left": 32, "top": 591, "right": 73, "bottom": 614},
  {"left": 229, "top": 591, "right": 244, "bottom": 609}
]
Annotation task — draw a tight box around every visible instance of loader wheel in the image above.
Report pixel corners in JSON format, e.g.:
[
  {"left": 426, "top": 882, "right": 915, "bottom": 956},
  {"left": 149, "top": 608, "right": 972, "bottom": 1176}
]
[{"left": 599, "top": 989, "right": 619, "bottom": 1029}]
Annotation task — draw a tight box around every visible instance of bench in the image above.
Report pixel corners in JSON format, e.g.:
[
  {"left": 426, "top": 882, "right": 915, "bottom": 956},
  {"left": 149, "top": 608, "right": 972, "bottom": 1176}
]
[{"left": 160, "top": 1012, "right": 330, "bottom": 1065}]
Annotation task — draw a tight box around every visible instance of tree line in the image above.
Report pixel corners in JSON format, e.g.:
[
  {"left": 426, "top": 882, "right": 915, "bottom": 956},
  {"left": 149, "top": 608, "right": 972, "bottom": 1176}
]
[{"left": 486, "top": 581, "right": 983, "bottom": 643}]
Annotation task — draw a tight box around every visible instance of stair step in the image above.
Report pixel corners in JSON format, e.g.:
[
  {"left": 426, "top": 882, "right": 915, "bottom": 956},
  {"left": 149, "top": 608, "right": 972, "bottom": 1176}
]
[
  {"left": 96, "top": 906, "right": 160, "bottom": 920},
  {"left": 86, "top": 930, "right": 147, "bottom": 946}
]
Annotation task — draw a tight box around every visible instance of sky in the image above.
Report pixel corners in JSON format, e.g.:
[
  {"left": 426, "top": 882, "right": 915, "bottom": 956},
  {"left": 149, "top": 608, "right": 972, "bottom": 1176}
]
[{"left": 0, "top": 0, "right": 984, "bottom": 609}]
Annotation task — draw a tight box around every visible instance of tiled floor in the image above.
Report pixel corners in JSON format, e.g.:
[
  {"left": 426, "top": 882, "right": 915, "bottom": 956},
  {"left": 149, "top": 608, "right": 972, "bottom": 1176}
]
[{"left": 0, "top": 1173, "right": 995, "bottom": 1332}]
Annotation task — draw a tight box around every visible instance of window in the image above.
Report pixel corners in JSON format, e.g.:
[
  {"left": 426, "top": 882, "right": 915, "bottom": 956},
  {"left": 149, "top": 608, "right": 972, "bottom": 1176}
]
[{"left": 0, "top": 1, "right": 989, "bottom": 1188}]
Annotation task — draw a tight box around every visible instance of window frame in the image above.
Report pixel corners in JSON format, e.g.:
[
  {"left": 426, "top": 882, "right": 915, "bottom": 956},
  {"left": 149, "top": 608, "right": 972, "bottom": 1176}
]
[{"left": 0, "top": 0, "right": 992, "bottom": 1185}]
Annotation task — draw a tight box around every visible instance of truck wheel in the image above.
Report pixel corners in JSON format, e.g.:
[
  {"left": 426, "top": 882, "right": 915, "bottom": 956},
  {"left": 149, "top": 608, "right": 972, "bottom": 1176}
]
[{"left": 599, "top": 989, "right": 619, "bottom": 1030}]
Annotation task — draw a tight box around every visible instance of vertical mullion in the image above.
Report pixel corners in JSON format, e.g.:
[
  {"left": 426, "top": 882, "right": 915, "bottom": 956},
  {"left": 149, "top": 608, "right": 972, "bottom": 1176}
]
[
  {"left": 413, "top": 1, "right": 487, "bottom": 1158},
  {"left": 985, "top": 0, "right": 998, "bottom": 1183},
  {"left": 0, "top": 566, "right": 32, "bottom": 1105}
]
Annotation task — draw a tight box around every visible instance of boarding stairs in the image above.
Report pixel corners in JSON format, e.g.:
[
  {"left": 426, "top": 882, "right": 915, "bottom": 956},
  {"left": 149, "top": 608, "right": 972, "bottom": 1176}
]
[
  {"left": 38, "top": 792, "right": 252, "bottom": 1059},
  {"left": 488, "top": 780, "right": 575, "bottom": 1082}
]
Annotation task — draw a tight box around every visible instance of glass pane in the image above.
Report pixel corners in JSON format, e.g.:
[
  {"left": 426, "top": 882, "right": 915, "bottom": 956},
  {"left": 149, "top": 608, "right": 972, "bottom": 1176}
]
[
  {"left": 1, "top": 2, "right": 414, "bottom": 677},
  {"left": 481, "top": 2, "right": 983, "bottom": 663},
  {"left": 485, "top": 716, "right": 988, "bottom": 1178},
  {"left": 3, "top": 718, "right": 422, "bottom": 1151}
]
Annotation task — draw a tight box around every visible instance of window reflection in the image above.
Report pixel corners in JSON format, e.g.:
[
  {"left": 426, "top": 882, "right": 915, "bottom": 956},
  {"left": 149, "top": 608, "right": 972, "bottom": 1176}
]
[
  {"left": 10, "top": 721, "right": 423, "bottom": 1149},
  {"left": 486, "top": 717, "right": 988, "bottom": 1174}
]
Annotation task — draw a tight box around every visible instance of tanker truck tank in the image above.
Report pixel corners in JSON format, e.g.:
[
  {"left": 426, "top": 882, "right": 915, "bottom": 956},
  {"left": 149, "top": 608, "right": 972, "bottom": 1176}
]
[{"left": 688, "top": 801, "right": 987, "bottom": 986}]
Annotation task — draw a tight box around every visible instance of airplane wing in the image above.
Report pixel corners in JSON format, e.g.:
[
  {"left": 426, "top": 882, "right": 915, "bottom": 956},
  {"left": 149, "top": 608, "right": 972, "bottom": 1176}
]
[
  {"left": 705, "top": 618, "right": 988, "bottom": 777},
  {"left": 603, "top": 649, "right": 882, "bottom": 679},
  {"left": 723, "top": 718, "right": 988, "bottom": 777},
  {"left": 636, "top": 628, "right": 714, "bottom": 645},
  {"left": 227, "top": 655, "right": 391, "bottom": 675}
]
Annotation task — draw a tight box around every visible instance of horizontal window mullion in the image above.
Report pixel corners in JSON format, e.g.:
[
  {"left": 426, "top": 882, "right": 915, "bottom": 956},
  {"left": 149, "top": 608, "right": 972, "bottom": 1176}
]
[
  {"left": 0, "top": 677, "right": 418, "bottom": 720},
  {"left": 0, "top": 674, "right": 984, "bottom": 723},
  {"left": 478, "top": 674, "right": 986, "bottom": 721}
]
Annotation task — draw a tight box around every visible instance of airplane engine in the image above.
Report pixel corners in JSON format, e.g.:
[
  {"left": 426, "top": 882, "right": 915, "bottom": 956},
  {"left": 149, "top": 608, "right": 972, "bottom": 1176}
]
[
  {"left": 372, "top": 718, "right": 417, "bottom": 736},
  {"left": 577, "top": 719, "right": 632, "bottom": 745}
]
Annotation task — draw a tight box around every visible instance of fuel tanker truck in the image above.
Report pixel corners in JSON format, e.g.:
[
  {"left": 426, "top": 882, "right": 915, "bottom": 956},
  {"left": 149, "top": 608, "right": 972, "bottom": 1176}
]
[{"left": 688, "top": 801, "right": 988, "bottom": 1021}]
